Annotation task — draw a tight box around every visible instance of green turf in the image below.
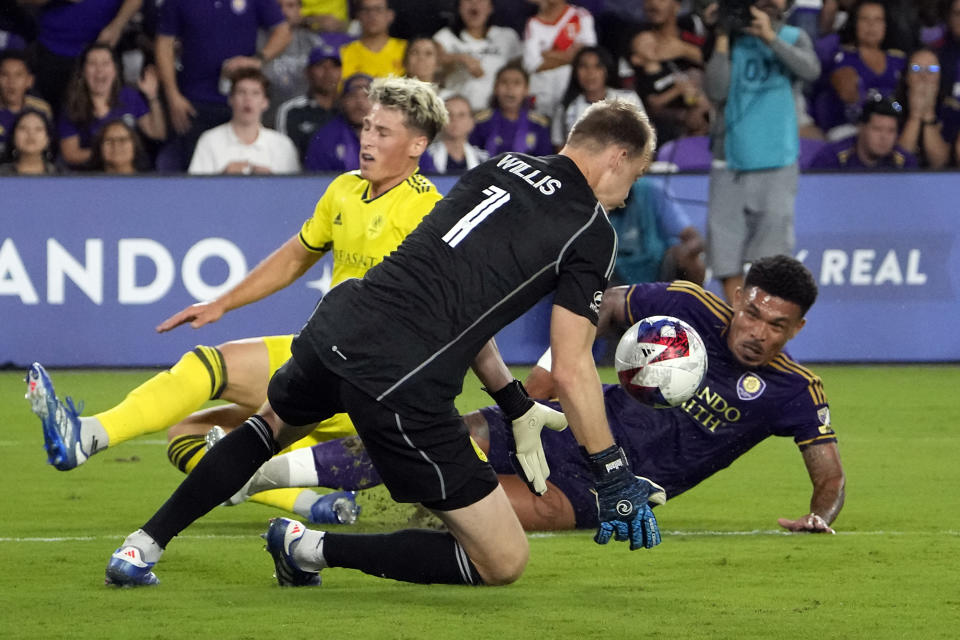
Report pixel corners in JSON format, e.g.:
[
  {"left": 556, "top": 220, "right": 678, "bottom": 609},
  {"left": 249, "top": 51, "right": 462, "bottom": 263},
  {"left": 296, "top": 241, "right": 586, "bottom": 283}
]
[{"left": 1, "top": 366, "right": 958, "bottom": 639}]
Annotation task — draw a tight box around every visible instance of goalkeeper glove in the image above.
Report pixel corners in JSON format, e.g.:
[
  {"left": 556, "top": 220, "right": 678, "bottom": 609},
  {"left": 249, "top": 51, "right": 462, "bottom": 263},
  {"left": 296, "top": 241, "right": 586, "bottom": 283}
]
[
  {"left": 487, "top": 379, "right": 568, "bottom": 495},
  {"left": 585, "top": 445, "right": 664, "bottom": 550}
]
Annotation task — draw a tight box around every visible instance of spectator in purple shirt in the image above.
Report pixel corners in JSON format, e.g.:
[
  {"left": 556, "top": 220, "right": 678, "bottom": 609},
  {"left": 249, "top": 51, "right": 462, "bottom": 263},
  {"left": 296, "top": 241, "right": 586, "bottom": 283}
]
[
  {"left": 58, "top": 43, "right": 165, "bottom": 169},
  {"left": 26, "top": 0, "right": 143, "bottom": 116},
  {"left": 896, "top": 48, "right": 950, "bottom": 169},
  {"left": 155, "top": 0, "right": 292, "bottom": 169},
  {"left": 469, "top": 61, "right": 552, "bottom": 157},
  {"left": 809, "top": 94, "right": 917, "bottom": 169},
  {"left": 816, "top": 0, "right": 906, "bottom": 139},
  {"left": 303, "top": 72, "right": 371, "bottom": 172}
]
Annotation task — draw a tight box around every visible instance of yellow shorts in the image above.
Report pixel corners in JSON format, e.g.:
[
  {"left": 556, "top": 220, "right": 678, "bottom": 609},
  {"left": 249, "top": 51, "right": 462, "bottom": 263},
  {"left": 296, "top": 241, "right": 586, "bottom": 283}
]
[{"left": 262, "top": 335, "right": 358, "bottom": 451}]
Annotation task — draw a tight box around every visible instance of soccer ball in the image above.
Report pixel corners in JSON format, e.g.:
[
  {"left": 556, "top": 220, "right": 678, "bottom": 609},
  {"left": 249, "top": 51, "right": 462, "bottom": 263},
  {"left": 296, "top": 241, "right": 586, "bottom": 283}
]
[{"left": 614, "top": 315, "right": 708, "bottom": 408}]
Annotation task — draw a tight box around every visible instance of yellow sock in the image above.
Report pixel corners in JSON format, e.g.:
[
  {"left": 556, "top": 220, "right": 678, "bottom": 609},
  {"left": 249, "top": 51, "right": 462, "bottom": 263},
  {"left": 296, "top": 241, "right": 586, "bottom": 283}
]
[
  {"left": 96, "top": 346, "right": 226, "bottom": 446},
  {"left": 167, "top": 434, "right": 208, "bottom": 473},
  {"left": 249, "top": 488, "right": 308, "bottom": 513}
]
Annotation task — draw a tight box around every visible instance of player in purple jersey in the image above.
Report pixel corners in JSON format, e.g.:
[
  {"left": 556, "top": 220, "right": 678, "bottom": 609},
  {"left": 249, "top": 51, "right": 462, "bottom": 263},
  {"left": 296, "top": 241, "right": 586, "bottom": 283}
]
[{"left": 223, "top": 255, "right": 845, "bottom": 534}]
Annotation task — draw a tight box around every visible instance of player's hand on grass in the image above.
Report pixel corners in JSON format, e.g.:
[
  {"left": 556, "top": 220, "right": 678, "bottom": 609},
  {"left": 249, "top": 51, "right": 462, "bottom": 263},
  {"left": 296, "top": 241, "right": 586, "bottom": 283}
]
[
  {"left": 778, "top": 513, "right": 836, "bottom": 534},
  {"left": 156, "top": 301, "right": 226, "bottom": 332},
  {"left": 487, "top": 379, "right": 567, "bottom": 495},
  {"left": 587, "top": 446, "right": 663, "bottom": 550}
]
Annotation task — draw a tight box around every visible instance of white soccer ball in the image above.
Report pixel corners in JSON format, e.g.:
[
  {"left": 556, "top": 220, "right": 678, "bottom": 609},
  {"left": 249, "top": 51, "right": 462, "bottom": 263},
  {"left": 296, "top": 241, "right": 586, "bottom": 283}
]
[{"left": 614, "top": 315, "right": 708, "bottom": 408}]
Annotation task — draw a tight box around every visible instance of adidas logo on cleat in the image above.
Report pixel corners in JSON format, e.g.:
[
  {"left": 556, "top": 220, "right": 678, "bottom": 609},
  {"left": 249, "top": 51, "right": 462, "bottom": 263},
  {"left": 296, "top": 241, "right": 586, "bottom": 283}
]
[{"left": 113, "top": 546, "right": 149, "bottom": 568}]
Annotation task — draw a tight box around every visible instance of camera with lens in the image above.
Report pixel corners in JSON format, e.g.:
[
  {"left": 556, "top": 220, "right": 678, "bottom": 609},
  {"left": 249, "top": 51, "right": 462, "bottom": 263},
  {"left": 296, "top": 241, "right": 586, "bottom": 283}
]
[{"left": 717, "top": 0, "right": 756, "bottom": 34}]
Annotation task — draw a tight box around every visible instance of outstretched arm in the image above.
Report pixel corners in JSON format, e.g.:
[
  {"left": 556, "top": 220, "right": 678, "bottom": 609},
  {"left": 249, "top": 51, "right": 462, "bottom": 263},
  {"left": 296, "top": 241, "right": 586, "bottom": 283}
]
[
  {"left": 552, "top": 304, "right": 661, "bottom": 549},
  {"left": 157, "top": 234, "right": 322, "bottom": 332},
  {"left": 778, "top": 442, "right": 845, "bottom": 533},
  {"left": 550, "top": 305, "right": 610, "bottom": 452}
]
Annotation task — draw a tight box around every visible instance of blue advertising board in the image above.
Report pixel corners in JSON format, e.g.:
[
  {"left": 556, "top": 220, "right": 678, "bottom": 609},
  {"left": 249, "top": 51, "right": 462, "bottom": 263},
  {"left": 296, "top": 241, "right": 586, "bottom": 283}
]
[{"left": 1, "top": 172, "right": 958, "bottom": 366}]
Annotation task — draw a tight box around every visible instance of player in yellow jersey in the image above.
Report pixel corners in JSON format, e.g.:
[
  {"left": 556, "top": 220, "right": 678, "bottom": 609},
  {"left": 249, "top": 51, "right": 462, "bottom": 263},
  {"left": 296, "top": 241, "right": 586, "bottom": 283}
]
[{"left": 26, "top": 76, "right": 449, "bottom": 524}]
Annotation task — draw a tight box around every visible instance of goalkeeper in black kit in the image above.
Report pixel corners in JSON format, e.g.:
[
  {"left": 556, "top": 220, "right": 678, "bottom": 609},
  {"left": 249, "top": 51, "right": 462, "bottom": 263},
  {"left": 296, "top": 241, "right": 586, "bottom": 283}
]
[{"left": 106, "top": 98, "right": 660, "bottom": 588}]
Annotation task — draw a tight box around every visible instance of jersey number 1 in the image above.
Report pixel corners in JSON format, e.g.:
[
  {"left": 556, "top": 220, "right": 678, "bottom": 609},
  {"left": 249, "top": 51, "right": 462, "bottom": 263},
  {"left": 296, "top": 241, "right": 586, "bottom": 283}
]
[{"left": 442, "top": 185, "right": 511, "bottom": 248}]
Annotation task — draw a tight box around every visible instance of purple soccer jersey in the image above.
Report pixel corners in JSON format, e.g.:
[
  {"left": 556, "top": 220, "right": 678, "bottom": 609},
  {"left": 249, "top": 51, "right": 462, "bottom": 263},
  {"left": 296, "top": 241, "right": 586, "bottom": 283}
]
[
  {"left": 303, "top": 115, "right": 360, "bottom": 172},
  {"left": 469, "top": 109, "right": 553, "bottom": 157},
  {"left": 820, "top": 46, "right": 907, "bottom": 130},
  {"left": 37, "top": 0, "right": 122, "bottom": 57},
  {"left": 157, "top": 0, "right": 285, "bottom": 105},
  {"left": 807, "top": 137, "right": 917, "bottom": 170},
  {"left": 483, "top": 281, "right": 837, "bottom": 528},
  {"left": 57, "top": 86, "right": 148, "bottom": 151}
]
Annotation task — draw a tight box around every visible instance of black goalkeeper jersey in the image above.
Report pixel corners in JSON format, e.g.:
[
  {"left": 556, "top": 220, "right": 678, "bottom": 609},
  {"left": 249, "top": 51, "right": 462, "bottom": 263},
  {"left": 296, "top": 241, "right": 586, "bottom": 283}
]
[{"left": 292, "top": 152, "right": 617, "bottom": 420}]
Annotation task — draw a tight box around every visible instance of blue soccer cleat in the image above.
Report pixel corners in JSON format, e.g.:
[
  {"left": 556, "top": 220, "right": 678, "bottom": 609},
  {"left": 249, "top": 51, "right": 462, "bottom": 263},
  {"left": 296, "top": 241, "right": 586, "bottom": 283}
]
[
  {"left": 105, "top": 546, "right": 160, "bottom": 587},
  {"left": 262, "top": 517, "right": 322, "bottom": 587},
  {"left": 25, "top": 362, "right": 89, "bottom": 470},
  {"left": 309, "top": 491, "right": 362, "bottom": 525}
]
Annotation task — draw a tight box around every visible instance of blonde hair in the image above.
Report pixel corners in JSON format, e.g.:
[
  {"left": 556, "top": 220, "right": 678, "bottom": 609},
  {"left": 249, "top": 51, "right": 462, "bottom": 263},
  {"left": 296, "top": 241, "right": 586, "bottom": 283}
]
[
  {"left": 566, "top": 99, "right": 657, "bottom": 165},
  {"left": 367, "top": 75, "right": 449, "bottom": 142}
]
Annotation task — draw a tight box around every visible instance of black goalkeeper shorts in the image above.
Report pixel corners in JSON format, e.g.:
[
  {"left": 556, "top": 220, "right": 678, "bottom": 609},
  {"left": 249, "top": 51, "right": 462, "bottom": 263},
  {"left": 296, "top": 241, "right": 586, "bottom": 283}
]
[{"left": 268, "top": 354, "right": 498, "bottom": 511}]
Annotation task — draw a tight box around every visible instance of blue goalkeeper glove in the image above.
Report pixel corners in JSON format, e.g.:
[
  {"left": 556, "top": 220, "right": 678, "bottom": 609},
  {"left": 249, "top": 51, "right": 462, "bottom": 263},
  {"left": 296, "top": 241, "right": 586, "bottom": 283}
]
[{"left": 585, "top": 445, "right": 664, "bottom": 550}]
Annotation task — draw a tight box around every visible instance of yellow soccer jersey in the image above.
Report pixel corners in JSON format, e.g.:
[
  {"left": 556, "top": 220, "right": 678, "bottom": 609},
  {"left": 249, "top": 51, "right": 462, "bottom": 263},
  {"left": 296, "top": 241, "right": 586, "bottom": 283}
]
[
  {"left": 298, "top": 170, "right": 441, "bottom": 286},
  {"left": 301, "top": 0, "right": 348, "bottom": 21},
  {"left": 340, "top": 37, "right": 407, "bottom": 80}
]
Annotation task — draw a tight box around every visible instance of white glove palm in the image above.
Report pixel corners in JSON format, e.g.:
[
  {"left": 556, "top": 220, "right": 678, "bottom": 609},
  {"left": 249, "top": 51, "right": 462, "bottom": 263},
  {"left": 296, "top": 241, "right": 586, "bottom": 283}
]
[{"left": 510, "top": 402, "right": 568, "bottom": 495}]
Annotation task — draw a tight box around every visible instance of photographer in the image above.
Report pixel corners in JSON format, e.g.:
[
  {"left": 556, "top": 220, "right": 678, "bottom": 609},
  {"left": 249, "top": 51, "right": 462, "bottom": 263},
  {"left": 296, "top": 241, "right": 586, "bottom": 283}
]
[{"left": 704, "top": 0, "right": 821, "bottom": 303}]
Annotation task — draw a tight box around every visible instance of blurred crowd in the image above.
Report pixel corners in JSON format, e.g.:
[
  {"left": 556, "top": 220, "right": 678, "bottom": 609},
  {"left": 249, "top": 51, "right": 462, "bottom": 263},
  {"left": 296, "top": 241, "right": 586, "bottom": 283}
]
[{"left": 1, "top": 0, "right": 958, "bottom": 176}]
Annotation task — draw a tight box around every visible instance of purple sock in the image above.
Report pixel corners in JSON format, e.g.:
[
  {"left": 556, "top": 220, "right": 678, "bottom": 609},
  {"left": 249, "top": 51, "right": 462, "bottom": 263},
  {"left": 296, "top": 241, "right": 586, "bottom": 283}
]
[{"left": 312, "top": 436, "right": 382, "bottom": 490}]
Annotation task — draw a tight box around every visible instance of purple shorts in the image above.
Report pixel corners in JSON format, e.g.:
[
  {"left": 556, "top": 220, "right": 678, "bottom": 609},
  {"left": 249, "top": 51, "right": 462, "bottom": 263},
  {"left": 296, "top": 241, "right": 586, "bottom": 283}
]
[{"left": 480, "top": 405, "right": 599, "bottom": 529}]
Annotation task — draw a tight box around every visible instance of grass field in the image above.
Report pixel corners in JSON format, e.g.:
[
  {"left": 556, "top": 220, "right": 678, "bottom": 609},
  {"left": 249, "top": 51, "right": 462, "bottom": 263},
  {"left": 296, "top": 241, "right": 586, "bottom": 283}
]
[{"left": 1, "top": 365, "right": 959, "bottom": 639}]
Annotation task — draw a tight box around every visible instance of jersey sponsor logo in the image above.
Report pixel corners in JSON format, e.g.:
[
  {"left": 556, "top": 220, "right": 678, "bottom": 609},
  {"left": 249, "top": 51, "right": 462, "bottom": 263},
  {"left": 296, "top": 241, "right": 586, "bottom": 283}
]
[
  {"left": 680, "top": 386, "right": 742, "bottom": 432},
  {"left": 495, "top": 154, "right": 562, "bottom": 195},
  {"left": 736, "top": 373, "right": 766, "bottom": 401},
  {"left": 332, "top": 248, "right": 380, "bottom": 269}
]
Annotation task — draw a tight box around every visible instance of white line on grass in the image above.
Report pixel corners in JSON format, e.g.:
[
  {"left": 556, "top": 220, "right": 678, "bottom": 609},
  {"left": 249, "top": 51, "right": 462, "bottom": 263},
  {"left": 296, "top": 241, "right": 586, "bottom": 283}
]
[{"left": 4, "top": 530, "right": 959, "bottom": 543}]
